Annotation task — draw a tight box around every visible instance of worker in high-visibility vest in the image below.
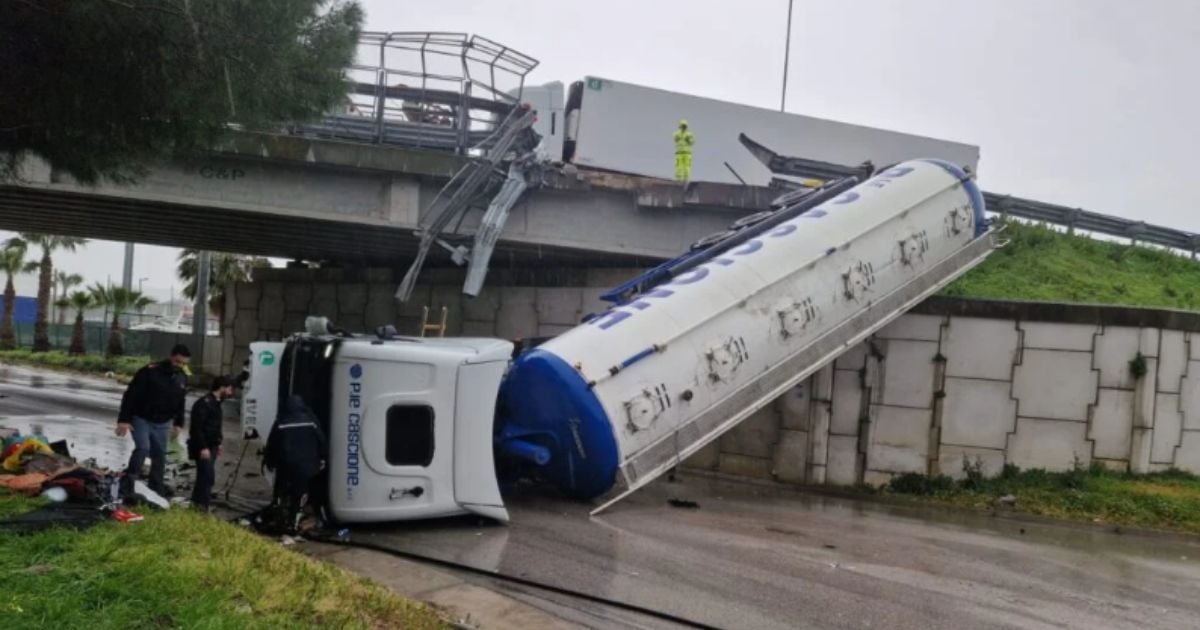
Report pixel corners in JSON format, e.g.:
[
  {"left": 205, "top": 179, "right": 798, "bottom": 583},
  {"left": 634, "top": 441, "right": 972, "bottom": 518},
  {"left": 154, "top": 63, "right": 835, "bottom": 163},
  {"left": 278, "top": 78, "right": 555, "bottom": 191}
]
[{"left": 673, "top": 119, "right": 695, "bottom": 182}]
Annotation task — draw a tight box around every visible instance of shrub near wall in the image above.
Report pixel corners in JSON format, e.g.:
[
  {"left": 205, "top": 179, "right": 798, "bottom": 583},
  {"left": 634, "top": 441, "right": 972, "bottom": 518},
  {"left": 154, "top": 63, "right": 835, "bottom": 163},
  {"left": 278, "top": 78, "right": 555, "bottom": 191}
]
[{"left": 0, "top": 349, "right": 149, "bottom": 378}]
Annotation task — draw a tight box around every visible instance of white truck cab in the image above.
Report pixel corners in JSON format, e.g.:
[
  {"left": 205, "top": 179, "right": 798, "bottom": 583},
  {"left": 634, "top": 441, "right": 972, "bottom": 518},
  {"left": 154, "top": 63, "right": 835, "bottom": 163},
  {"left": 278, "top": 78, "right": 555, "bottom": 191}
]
[{"left": 243, "top": 333, "right": 512, "bottom": 523}]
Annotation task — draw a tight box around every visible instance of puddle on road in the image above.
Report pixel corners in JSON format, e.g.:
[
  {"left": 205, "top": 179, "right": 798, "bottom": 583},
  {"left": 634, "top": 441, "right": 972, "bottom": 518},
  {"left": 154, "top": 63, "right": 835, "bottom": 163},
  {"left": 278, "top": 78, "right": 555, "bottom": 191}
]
[{"left": 0, "top": 415, "right": 169, "bottom": 472}]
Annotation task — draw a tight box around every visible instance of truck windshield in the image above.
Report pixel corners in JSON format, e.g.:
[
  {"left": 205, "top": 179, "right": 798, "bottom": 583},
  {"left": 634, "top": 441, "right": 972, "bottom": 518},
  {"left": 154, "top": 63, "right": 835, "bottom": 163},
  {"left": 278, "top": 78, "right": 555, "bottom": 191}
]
[{"left": 278, "top": 337, "right": 339, "bottom": 433}]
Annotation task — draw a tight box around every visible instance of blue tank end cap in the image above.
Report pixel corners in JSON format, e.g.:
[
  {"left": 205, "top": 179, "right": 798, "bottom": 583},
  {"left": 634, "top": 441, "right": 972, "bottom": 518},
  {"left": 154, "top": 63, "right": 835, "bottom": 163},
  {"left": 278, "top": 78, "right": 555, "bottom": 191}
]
[
  {"left": 920, "top": 159, "right": 988, "bottom": 237},
  {"left": 500, "top": 349, "right": 620, "bottom": 499}
]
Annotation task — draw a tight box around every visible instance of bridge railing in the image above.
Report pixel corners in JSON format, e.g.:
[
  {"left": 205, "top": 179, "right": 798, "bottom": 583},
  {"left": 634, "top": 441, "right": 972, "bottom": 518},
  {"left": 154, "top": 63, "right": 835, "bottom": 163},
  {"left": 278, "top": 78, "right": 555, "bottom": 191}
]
[
  {"left": 291, "top": 32, "right": 539, "bottom": 154},
  {"left": 739, "top": 137, "right": 1200, "bottom": 258}
]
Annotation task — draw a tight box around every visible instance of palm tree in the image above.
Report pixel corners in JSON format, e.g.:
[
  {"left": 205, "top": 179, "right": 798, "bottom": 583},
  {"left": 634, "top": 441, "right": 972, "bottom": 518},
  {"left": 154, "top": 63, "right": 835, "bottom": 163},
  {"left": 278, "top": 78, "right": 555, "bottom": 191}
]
[
  {"left": 66, "top": 291, "right": 94, "bottom": 356},
  {"left": 177, "top": 250, "right": 269, "bottom": 322},
  {"left": 89, "top": 283, "right": 154, "bottom": 356},
  {"left": 54, "top": 270, "right": 84, "bottom": 325},
  {"left": 1, "top": 238, "right": 30, "bottom": 350},
  {"left": 19, "top": 233, "right": 88, "bottom": 352}
]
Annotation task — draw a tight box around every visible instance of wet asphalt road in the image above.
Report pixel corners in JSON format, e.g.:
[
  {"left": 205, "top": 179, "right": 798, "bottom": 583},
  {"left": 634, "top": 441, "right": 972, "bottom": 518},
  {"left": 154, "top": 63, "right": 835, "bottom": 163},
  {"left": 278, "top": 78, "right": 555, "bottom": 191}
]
[{"left": 4, "top": 362, "right": 1200, "bottom": 629}]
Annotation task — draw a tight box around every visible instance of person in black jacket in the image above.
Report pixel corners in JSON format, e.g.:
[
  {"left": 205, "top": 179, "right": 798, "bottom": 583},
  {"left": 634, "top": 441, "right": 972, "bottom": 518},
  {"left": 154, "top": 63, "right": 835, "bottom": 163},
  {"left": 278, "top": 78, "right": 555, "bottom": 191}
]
[
  {"left": 116, "top": 344, "right": 190, "bottom": 494},
  {"left": 264, "top": 395, "right": 328, "bottom": 529},
  {"left": 188, "top": 375, "right": 235, "bottom": 511}
]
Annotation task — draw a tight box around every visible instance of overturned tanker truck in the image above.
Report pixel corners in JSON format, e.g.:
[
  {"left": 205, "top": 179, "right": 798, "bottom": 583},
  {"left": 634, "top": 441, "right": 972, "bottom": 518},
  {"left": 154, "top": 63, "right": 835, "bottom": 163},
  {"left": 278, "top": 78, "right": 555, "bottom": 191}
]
[{"left": 241, "top": 158, "right": 998, "bottom": 523}]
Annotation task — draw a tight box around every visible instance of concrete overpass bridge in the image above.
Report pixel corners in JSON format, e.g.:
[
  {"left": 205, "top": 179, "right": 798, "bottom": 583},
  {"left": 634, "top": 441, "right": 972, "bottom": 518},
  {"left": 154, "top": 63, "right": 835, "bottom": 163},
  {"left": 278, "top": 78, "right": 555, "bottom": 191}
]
[{"left": 0, "top": 130, "right": 772, "bottom": 271}]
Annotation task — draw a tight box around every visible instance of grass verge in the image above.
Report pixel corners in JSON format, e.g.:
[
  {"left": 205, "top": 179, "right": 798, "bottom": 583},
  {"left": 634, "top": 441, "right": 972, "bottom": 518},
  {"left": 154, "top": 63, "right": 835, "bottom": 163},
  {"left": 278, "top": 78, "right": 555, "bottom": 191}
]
[
  {"left": 879, "top": 463, "right": 1200, "bottom": 534},
  {"left": 0, "top": 349, "right": 148, "bottom": 380},
  {"left": 944, "top": 219, "right": 1200, "bottom": 309},
  {"left": 0, "top": 491, "right": 447, "bottom": 629}
]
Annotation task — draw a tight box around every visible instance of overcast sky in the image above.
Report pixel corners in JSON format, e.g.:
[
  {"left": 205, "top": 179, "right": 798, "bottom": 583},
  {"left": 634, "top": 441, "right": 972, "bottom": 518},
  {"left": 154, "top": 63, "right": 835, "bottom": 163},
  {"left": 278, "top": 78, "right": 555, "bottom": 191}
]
[{"left": 5, "top": 0, "right": 1198, "bottom": 300}]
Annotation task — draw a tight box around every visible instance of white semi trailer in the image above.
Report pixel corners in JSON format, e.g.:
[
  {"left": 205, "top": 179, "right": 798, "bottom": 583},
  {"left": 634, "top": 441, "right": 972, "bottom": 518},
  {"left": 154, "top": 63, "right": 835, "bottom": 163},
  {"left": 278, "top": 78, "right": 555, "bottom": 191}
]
[
  {"left": 242, "top": 158, "right": 997, "bottom": 523},
  {"left": 519, "top": 77, "right": 979, "bottom": 185}
]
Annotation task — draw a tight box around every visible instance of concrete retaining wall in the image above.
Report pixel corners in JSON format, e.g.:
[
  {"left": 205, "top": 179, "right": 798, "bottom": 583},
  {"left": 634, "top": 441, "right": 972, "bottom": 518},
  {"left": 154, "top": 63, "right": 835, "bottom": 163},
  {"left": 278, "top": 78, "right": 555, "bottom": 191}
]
[
  {"left": 224, "top": 273, "right": 1200, "bottom": 482},
  {"left": 221, "top": 266, "right": 641, "bottom": 375},
  {"left": 684, "top": 297, "right": 1200, "bottom": 483}
]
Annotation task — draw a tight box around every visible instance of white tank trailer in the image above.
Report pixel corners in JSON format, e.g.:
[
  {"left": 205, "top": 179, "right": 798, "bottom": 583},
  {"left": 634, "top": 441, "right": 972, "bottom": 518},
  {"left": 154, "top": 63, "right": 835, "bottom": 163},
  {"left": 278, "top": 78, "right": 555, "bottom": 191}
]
[{"left": 243, "top": 159, "right": 997, "bottom": 522}]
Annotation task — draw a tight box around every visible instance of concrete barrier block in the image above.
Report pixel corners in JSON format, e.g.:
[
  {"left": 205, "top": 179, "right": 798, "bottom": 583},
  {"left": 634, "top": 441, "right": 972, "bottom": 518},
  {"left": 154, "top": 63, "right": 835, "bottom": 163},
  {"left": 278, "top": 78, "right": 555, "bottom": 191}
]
[
  {"left": 1020, "top": 322, "right": 1097, "bottom": 351},
  {"left": 1095, "top": 326, "right": 1140, "bottom": 389},
  {"left": 1182, "top": 361, "right": 1200, "bottom": 430},
  {"left": 944, "top": 317, "right": 1019, "bottom": 380},
  {"left": 234, "top": 283, "right": 261, "bottom": 310},
  {"left": 364, "top": 285, "right": 397, "bottom": 330},
  {"left": 824, "top": 435, "right": 859, "bottom": 485},
  {"left": 835, "top": 342, "right": 868, "bottom": 371},
  {"left": 495, "top": 287, "right": 537, "bottom": 340},
  {"left": 1157, "top": 330, "right": 1186, "bottom": 393},
  {"left": 718, "top": 453, "right": 772, "bottom": 479},
  {"left": 397, "top": 285, "right": 432, "bottom": 319},
  {"left": 535, "top": 288, "right": 584, "bottom": 326},
  {"left": 537, "top": 324, "right": 573, "bottom": 338},
  {"left": 777, "top": 382, "right": 811, "bottom": 431},
  {"left": 1013, "top": 349, "right": 1097, "bottom": 421},
  {"left": 461, "top": 320, "right": 497, "bottom": 337},
  {"left": 1151, "top": 393, "right": 1183, "bottom": 464},
  {"left": 337, "top": 284, "right": 367, "bottom": 315},
  {"left": 867, "top": 406, "right": 929, "bottom": 474},
  {"left": 719, "top": 405, "right": 779, "bottom": 459},
  {"left": 830, "top": 370, "right": 862, "bottom": 435},
  {"left": 772, "top": 429, "right": 809, "bottom": 483},
  {"left": 1173, "top": 431, "right": 1200, "bottom": 472},
  {"left": 232, "top": 310, "right": 259, "bottom": 346},
  {"left": 339, "top": 312, "right": 366, "bottom": 335},
  {"left": 1092, "top": 458, "right": 1129, "bottom": 472},
  {"left": 282, "top": 283, "right": 312, "bottom": 312},
  {"left": 877, "top": 340, "right": 937, "bottom": 408},
  {"left": 1140, "top": 328, "right": 1160, "bottom": 358},
  {"left": 1007, "top": 417, "right": 1091, "bottom": 472},
  {"left": 683, "top": 439, "right": 720, "bottom": 470},
  {"left": 463, "top": 287, "right": 501, "bottom": 323},
  {"left": 877, "top": 313, "right": 943, "bottom": 341},
  {"left": 257, "top": 290, "right": 285, "bottom": 332},
  {"left": 862, "top": 470, "right": 895, "bottom": 487},
  {"left": 938, "top": 445, "right": 1006, "bottom": 480},
  {"left": 580, "top": 287, "right": 608, "bottom": 319},
  {"left": 310, "top": 283, "right": 339, "bottom": 320},
  {"left": 942, "top": 377, "right": 1016, "bottom": 450},
  {"left": 280, "top": 311, "right": 308, "bottom": 336},
  {"left": 1089, "top": 388, "right": 1134, "bottom": 460}
]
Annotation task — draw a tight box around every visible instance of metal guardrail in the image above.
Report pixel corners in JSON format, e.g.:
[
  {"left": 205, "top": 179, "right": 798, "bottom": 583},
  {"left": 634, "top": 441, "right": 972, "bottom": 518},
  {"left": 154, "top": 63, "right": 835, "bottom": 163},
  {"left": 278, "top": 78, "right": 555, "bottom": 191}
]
[
  {"left": 291, "top": 32, "right": 539, "bottom": 154},
  {"left": 737, "top": 134, "right": 1200, "bottom": 257}
]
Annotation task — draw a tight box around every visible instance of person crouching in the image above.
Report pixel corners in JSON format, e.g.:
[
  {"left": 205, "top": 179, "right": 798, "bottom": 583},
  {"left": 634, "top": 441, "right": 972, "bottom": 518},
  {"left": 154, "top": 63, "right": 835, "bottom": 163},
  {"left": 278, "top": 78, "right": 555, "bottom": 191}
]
[{"left": 264, "top": 395, "right": 328, "bottom": 532}]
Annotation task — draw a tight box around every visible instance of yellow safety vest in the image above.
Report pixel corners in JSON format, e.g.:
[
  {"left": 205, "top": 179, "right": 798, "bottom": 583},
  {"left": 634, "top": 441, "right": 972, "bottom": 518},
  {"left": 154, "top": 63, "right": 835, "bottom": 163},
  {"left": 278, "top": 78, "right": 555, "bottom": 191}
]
[{"left": 674, "top": 129, "right": 695, "bottom": 155}]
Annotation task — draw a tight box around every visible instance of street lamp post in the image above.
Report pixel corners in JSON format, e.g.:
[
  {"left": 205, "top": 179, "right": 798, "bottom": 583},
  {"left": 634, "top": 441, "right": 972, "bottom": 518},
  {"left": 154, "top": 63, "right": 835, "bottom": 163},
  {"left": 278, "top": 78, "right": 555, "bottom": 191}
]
[{"left": 781, "top": 0, "right": 794, "bottom": 112}]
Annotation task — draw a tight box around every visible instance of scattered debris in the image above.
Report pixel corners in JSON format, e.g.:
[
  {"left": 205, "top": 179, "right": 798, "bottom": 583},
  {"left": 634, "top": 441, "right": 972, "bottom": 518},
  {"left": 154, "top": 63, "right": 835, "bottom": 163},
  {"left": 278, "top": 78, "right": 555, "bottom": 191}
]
[
  {"left": 24, "top": 564, "right": 53, "bottom": 575},
  {"left": 132, "top": 481, "right": 169, "bottom": 510},
  {"left": 40, "top": 486, "right": 68, "bottom": 502},
  {"left": 668, "top": 498, "right": 700, "bottom": 509},
  {"left": 995, "top": 494, "right": 1017, "bottom": 507},
  {"left": 823, "top": 544, "right": 837, "bottom": 550}
]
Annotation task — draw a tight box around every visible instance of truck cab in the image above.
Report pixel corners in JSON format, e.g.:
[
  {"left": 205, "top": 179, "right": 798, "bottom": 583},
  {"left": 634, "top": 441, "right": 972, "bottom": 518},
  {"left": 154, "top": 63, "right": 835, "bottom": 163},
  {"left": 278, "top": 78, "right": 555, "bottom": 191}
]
[{"left": 243, "top": 333, "right": 512, "bottom": 523}]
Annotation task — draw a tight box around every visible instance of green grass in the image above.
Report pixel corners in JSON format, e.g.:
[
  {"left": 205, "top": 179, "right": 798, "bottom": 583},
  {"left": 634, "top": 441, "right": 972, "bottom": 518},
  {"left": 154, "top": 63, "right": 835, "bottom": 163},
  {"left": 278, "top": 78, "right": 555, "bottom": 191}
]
[
  {"left": 943, "top": 220, "right": 1200, "bottom": 309},
  {"left": 0, "top": 491, "right": 446, "bottom": 629},
  {"left": 882, "top": 463, "right": 1200, "bottom": 534},
  {"left": 0, "top": 349, "right": 149, "bottom": 379}
]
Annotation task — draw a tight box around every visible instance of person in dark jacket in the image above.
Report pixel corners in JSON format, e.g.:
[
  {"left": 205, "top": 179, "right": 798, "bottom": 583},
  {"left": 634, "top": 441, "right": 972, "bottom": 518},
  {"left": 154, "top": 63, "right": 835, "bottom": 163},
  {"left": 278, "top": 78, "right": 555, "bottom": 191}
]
[
  {"left": 116, "top": 344, "right": 190, "bottom": 494},
  {"left": 264, "top": 395, "right": 328, "bottom": 529},
  {"left": 188, "top": 375, "right": 235, "bottom": 511}
]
